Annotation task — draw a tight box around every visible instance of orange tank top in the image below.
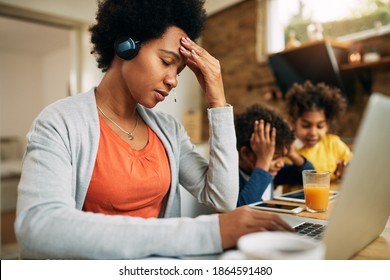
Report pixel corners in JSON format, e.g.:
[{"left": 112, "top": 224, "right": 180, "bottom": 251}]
[{"left": 83, "top": 115, "right": 171, "bottom": 218}]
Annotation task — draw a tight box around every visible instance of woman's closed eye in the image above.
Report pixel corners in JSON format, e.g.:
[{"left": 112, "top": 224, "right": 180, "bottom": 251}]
[{"left": 161, "top": 59, "right": 171, "bottom": 66}]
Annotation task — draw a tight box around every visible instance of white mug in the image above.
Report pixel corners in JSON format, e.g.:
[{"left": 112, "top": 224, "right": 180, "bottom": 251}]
[{"left": 237, "top": 232, "right": 325, "bottom": 260}]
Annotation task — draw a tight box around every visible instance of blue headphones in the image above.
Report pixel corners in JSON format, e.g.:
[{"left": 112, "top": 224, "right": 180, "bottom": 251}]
[{"left": 114, "top": 36, "right": 141, "bottom": 60}]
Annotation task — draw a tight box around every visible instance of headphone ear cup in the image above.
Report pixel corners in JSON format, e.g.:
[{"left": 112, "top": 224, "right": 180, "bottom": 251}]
[{"left": 114, "top": 36, "right": 140, "bottom": 60}]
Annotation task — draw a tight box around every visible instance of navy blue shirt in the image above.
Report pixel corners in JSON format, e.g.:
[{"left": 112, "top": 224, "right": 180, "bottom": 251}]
[{"left": 237, "top": 159, "right": 314, "bottom": 206}]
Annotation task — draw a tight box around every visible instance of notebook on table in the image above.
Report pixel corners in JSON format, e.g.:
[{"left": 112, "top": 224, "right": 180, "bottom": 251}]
[{"left": 278, "top": 93, "right": 390, "bottom": 260}]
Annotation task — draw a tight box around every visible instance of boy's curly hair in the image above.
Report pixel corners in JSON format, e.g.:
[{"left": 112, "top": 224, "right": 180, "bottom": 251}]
[
  {"left": 235, "top": 104, "right": 295, "bottom": 153},
  {"left": 284, "top": 81, "right": 347, "bottom": 129},
  {"left": 89, "top": 0, "right": 206, "bottom": 72}
]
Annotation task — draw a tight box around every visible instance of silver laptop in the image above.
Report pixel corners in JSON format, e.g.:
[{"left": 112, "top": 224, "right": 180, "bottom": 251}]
[{"left": 278, "top": 93, "right": 390, "bottom": 260}]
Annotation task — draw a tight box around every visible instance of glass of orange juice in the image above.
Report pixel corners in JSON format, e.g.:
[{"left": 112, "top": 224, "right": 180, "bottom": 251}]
[{"left": 302, "top": 170, "right": 330, "bottom": 213}]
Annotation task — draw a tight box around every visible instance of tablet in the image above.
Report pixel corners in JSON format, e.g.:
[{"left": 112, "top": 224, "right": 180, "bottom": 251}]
[{"left": 274, "top": 189, "right": 339, "bottom": 203}]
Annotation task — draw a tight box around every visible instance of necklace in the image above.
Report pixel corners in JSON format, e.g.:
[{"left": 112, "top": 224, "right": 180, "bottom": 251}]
[{"left": 97, "top": 105, "right": 138, "bottom": 140}]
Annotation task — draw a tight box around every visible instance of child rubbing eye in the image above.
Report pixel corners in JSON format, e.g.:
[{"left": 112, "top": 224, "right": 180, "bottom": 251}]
[{"left": 235, "top": 104, "right": 314, "bottom": 206}]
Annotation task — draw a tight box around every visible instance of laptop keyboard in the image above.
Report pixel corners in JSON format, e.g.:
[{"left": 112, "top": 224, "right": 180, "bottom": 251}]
[{"left": 294, "top": 222, "right": 326, "bottom": 240}]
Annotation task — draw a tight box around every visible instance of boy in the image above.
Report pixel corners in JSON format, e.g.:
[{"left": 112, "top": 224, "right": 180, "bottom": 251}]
[{"left": 235, "top": 104, "right": 314, "bottom": 206}]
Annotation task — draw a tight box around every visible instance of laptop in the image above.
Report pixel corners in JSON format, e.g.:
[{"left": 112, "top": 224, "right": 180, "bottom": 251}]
[{"left": 278, "top": 93, "right": 390, "bottom": 260}]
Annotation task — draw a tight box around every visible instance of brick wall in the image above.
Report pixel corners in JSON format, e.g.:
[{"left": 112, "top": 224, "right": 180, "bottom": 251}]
[
  {"left": 201, "top": 0, "right": 283, "bottom": 139},
  {"left": 200, "top": 0, "right": 390, "bottom": 142}
]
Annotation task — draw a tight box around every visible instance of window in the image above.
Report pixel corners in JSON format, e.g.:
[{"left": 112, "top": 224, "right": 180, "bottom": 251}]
[{"left": 267, "top": 0, "right": 390, "bottom": 53}]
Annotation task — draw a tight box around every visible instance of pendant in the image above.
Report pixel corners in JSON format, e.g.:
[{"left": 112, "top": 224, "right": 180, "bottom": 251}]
[{"left": 128, "top": 133, "right": 134, "bottom": 140}]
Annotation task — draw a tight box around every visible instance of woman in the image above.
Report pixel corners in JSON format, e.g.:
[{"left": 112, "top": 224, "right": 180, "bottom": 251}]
[{"left": 15, "top": 0, "right": 292, "bottom": 259}]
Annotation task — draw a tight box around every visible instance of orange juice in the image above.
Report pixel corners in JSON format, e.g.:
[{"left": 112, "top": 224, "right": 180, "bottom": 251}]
[{"left": 304, "top": 184, "right": 330, "bottom": 212}]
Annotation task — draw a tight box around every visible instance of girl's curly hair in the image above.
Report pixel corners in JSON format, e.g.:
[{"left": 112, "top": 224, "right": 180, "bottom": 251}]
[
  {"left": 89, "top": 0, "right": 206, "bottom": 72},
  {"left": 284, "top": 81, "right": 347, "bottom": 129},
  {"left": 235, "top": 104, "right": 295, "bottom": 153}
]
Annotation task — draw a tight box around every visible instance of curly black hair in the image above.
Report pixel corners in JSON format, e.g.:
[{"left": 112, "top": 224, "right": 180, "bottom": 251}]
[
  {"left": 89, "top": 0, "right": 207, "bottom": 72},
  {"left": 235, "top": 104, "right": 295, "bottom": 153},
  {"left": 284, "top": 81, "right": 347, "bottom": 129}
]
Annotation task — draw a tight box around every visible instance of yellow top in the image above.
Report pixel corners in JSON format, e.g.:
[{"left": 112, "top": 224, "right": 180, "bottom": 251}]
[{"left": 294, "top": 134, "right": 352, "bottom": 181}]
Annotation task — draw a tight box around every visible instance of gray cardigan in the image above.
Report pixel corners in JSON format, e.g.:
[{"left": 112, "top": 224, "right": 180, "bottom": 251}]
[{"left": 15, "top": 88, "right": 238, "bottom": 259}]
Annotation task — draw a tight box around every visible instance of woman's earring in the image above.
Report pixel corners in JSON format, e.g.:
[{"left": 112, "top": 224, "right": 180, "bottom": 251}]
[
  {"left": 173, "top": 89, "right": 177, "bottom": 102},
  {"left": 174, "top": 74, "right": 180, "bottom": 103}
]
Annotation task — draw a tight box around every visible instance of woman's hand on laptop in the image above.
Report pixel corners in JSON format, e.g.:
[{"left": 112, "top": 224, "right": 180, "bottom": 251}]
[{"left": 218, "top": 206, "right": 294, "bottom": 250}]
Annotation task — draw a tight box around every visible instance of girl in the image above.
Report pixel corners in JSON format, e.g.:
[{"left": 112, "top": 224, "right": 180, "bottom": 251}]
[{"left": 285, "top": 81, "right": 352, "bottom": 182}]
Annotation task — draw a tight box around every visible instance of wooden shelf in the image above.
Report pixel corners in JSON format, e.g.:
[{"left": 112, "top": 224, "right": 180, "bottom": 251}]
[
  {"left": 267, "top": 39, "right": 351, "bottom": 97},
  {"left": 269, "top": 39, "right": 350, "bottom": 55},
  {"left": 340, "top": 56, "right": 390, "bottom": 71}
]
